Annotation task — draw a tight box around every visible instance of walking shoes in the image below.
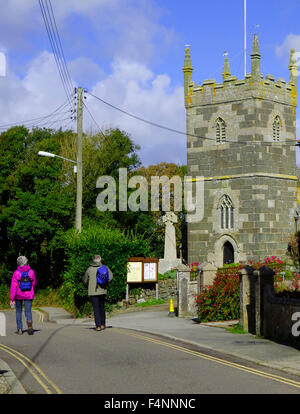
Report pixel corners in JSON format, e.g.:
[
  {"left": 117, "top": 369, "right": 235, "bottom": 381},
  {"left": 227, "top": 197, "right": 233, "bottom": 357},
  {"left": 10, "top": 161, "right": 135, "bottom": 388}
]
[{"left": 27, "top": 321, "right": 33, "bottom": 335}]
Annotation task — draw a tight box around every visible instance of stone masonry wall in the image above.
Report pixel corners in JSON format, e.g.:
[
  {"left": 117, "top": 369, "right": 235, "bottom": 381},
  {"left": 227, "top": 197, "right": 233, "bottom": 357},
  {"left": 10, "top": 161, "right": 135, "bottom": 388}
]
[
  {"left": 126, "top": 280, "right": 177, "bottom": 305},
  {"left": 186, "top": 82, "right": 297, "bottom": 266}
]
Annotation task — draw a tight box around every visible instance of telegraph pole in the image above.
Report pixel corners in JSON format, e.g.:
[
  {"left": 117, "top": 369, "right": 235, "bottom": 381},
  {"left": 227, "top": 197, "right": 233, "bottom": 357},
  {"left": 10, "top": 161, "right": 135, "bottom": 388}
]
[{"left": 76, "top": 86, "right": 83, "bottom": 233}]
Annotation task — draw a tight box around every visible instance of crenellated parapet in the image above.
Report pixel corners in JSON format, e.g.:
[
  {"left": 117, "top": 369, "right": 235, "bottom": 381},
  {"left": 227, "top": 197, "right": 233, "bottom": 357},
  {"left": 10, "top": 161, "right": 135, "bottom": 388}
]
[{"left": 183, "top": 36, "right": 298, "bottom": 111}]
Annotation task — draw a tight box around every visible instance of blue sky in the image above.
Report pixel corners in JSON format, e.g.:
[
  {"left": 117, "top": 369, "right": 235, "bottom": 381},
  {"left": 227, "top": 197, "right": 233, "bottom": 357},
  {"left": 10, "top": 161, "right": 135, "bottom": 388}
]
[{"left": 0, "top": 0, "right": 299, "bottom": 166}]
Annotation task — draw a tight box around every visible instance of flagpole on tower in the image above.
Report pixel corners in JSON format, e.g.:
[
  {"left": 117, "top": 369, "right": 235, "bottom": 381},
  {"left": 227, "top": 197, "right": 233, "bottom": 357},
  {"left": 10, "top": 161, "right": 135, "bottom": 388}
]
[{"left": 244, "top": 0, "right": 247, "bottom": 77}]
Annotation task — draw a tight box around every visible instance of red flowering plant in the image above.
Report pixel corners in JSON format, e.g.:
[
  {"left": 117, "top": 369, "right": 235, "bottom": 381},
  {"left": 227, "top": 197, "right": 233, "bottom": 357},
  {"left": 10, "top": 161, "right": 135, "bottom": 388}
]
[
  {"left": 188, "top": 262, "right": 199, "bottom": 281},
  {"left": 195, "top": 264, "right": 242, "bottom": 322},
  {"left": 264, "top": 256, "right": 285, "bottom": 272}
]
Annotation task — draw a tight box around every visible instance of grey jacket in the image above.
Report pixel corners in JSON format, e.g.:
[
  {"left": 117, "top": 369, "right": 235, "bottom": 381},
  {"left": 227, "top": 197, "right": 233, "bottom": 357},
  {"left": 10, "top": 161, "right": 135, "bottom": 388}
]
[{"left": 82, "top": 260, "right": 113, "bottom": 296}]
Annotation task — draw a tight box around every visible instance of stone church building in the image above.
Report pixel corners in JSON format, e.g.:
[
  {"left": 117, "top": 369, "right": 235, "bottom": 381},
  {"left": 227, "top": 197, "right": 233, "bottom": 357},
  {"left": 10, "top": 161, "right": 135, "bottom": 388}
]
[{"left": 184, "top": 35, "right": 298, "bottom": 267}]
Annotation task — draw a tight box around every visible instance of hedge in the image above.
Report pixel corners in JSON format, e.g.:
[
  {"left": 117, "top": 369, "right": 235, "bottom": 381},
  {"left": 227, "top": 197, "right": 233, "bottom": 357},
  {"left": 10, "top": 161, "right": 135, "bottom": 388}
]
[{"left": 55, "top": 224, "right": 151, "bottom": 315}]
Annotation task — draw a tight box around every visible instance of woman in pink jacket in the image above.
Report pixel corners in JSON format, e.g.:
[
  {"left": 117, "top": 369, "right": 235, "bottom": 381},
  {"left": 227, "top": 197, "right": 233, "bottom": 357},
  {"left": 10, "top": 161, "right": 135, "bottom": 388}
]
[{"left": 10, "top": 256, "right": 37, "bottom": 335}]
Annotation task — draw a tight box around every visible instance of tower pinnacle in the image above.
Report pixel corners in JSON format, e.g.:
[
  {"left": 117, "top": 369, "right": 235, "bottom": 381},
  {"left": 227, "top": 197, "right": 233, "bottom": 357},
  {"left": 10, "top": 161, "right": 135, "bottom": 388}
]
[
  {"left": 251, "top": 34, "right": 261, "bottom": 79},
  {"left": 183, "top": 45, "right": 194, "bottom": 107},
  {"left": 289, "top": 49, "right": 298, "bottom": 87},
  {"left": 222, "top": 52, "right": 231, "bottom": 80}
]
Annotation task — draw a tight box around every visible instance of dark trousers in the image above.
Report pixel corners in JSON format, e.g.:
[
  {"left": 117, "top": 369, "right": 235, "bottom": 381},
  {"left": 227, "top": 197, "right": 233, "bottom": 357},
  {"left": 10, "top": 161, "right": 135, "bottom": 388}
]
[{"left": 90, "top": 295, "right": 106, "bottom": 327}]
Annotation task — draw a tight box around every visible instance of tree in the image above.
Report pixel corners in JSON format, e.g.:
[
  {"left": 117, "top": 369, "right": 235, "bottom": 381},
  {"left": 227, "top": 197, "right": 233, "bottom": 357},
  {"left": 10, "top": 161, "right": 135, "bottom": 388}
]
[
  {"left": 0, "top": 127, "right": 75, "bottom": 286},
  {"left": 0, "top": 126, "right": 144, "bottom": 286},
  {"left": 134, "top": 162, "right": 187, "bottom": 260},
  {"left": 58, "top": 128, "right": 141, "bottom": 219}
]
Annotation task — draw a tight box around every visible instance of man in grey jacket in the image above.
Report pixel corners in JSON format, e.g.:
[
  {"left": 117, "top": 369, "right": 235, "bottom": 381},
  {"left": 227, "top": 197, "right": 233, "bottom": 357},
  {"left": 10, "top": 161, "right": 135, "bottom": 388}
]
[{"left": 82, "top": 255, "right": 113, "bottom": 331}]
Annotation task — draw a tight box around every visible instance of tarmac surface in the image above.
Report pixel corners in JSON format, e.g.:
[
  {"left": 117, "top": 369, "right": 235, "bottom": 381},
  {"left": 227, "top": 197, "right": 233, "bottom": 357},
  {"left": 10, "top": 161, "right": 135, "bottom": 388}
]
[{"left": 1, "top": 303, "right": 300, "bottom": 393}]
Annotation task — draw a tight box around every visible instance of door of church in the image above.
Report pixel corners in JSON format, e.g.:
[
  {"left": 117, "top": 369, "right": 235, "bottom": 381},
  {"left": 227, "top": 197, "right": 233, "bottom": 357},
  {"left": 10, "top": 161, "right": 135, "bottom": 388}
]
[{"left": 223, "top": 241, "right": 234, "bottom": 265}]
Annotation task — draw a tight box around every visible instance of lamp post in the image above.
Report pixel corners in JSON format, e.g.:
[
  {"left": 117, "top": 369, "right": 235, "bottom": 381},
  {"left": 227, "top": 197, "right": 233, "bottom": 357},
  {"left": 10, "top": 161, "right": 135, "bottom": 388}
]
[{"left": 38, "top": 151, "right": 81, "bottom": 230}]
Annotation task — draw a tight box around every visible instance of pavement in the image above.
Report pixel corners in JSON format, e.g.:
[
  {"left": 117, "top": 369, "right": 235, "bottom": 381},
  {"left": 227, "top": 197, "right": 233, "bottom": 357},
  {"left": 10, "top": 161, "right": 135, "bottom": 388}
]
[{"left": 1, "top": 303, "right": 300, "bottom": 393}]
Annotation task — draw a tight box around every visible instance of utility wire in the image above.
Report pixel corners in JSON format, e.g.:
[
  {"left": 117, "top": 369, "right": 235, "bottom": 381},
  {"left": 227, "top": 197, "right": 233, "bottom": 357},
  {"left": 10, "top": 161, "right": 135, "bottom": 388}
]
[
  {"left": 48, "top": 0, "right": 74, "bottom": 99},
  {"left": 46, "top": 116, "right": 72, "bottom": 129},
  {"left": 31, "top": 108, "right": 72, "bottom": 129},
  {"left": 87, "top": 92, "right": 299, "bottom": 147},
  {"left": 0, "top": 99, "right": 71, "bottom": 130},
  {"left": 39, "top": 0, "right": 74, "bottom": 111}
]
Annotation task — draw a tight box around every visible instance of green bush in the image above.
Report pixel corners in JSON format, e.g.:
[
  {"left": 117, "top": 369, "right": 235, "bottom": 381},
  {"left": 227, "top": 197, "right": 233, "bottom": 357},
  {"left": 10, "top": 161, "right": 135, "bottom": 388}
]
[
  {"left": 158, "top": 269, "right": 177, "bottom": 280},
  {"left": 55, "top": 224, "right": 151, "bottom": 315},
  {"left": 0, "top": 284, "right": 10, "bottom": 309}
]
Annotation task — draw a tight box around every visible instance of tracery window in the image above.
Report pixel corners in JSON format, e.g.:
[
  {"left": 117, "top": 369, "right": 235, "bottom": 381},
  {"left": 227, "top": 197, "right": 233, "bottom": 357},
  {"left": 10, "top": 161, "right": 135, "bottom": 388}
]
[
  {"left": 220, "top": 195, "right": 234, "bottom": 230},
  {"left": 216, "top": 118, "right": 226, "bottom": 144},
  {"left": 273, "top": 116, "right": 281, "bottom": 142}
]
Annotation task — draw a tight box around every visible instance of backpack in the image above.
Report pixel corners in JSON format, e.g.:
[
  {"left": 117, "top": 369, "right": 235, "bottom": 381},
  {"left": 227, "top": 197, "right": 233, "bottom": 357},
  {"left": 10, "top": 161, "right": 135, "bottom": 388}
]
[
  {"left": 19, "top": 270, "right": 32, "bottom": 292},
  {"left": 96, "top": 265, "right": 109, "bottom": 289}
]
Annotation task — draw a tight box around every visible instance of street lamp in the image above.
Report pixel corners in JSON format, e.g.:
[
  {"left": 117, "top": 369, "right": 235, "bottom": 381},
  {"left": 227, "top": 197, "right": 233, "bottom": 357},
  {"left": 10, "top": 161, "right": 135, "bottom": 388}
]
[
  {"left": 38, "top": 151, "right": 77, "bottom": 167},
  {"left": 38, "top": 150, "right": 81, "bottom": 231}
]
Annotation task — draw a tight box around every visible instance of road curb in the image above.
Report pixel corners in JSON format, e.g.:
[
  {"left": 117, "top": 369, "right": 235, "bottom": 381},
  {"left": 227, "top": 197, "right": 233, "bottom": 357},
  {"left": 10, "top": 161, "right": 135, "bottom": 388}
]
[{"left": 0, "top": 358, "right": 27, "bottom": 394}]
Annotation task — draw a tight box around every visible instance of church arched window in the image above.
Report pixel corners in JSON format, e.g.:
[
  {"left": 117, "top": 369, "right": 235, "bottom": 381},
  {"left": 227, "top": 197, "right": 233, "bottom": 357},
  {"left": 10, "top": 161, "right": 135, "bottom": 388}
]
[
  {"left": 216, "top": 118, "right": 226, "bottom": 144},
  {"left": 220, "top": 195, "right": 234, "bottom": 230},
  {"left": 272, "top": 116, "right": 281, "bottom": 142}
]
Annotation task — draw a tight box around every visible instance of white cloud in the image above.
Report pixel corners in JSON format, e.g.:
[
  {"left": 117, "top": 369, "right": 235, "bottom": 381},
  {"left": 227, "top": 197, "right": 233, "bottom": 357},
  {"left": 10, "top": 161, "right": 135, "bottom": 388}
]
[
  {"left": 0, "top": 0, "right": 183, "bottom": 166},
  {"left": 68, "top": 57, "right": 105, "bottom": 88},
  {"left": 276, "top": 33, "right": 300, "bottom": 57},
  {"left": 0, "top": 51, "right": 186, "bottom": 166},
  {"left": 0, "top": 51, "right": 67, "bottom": 125},
  {"left": 87, "top": 58, "right": 185, "bottom": 166}
]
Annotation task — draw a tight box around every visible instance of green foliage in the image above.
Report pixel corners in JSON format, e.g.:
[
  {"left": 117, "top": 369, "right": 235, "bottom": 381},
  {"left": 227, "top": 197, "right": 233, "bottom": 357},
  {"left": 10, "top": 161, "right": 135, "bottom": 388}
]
[
  {"left": 158, "top": 269, "right": 177, "bottom": 280},
  {"left": 0, "top": 263, "right": 13, "bottom": 285},
  {"left": 0, "top": 126, "right": 144, "bottom": 289},
  {"left": 195, "top": 265, "right": 241, "bottom": 322},
  {"left": 0, "top": 125, "right": 187, "bottom": 311},
  {"left": 0, "top": 284, "right": 10, "bottom": 309},
  {"left": 226, "top": 323, "right": 247, "bottom": 334},
  {"left": 134, "top": 299, "right": 165, "bottom": 307},
  {"left": 55, "top": 223, "right": 151, "bottom": 315}
]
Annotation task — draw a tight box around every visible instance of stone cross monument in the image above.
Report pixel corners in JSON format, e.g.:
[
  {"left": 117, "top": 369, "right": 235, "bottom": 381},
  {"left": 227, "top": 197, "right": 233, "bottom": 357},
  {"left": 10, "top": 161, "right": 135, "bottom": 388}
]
[{"left": 158, "top": 212, "right": 181, "bottom": 274}]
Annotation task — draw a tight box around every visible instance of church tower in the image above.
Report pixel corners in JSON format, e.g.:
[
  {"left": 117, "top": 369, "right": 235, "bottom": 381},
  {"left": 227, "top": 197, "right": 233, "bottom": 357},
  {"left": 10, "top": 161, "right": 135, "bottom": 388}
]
[{"left": 184, "top": 36, "right": 298, "bottom": 266}]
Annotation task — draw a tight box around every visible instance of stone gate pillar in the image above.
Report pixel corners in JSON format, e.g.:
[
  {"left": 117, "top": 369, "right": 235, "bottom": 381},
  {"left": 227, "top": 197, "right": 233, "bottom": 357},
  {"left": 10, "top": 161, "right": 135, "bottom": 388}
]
[
  {"left": 177, "top": 263, "right": 191, "bottom": 317},
  {"left": 239, "top": 265, "right": 275, "bottom": 336},
  {"left": 239, "top": 266, "right": 255, "bottom": 333}
]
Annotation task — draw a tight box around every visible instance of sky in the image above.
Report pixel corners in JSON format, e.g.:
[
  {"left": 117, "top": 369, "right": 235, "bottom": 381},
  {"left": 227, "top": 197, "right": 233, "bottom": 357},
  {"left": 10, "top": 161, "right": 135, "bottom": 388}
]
[{"left": 0, "top": 0, "right": 299, "bottom": 166}]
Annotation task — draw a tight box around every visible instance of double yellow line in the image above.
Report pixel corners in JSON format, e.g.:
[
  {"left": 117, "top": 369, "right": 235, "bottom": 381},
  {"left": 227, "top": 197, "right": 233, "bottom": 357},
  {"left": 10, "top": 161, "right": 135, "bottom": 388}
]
[
  {"left": 0, "top": 343, "right": 62, "bottom": 394},
  {"left": 114, "top": 329, "right": 300, "bottom": 390}
]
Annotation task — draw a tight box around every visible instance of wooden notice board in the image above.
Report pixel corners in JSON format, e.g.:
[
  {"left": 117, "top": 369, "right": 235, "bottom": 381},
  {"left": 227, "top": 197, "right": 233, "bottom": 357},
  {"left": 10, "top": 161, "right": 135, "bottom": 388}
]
[{"left": 127, "top": 257, "right": 158, "bottom": 284}]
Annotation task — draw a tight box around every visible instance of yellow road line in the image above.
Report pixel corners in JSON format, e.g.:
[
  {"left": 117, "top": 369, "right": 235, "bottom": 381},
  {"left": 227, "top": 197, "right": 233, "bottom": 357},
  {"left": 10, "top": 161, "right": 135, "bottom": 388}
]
[
  {"left": 33, "top": 309, "right": 44, "bottom": 323},
  {"left": 114, "top": 329, "right": 300, "bottom": 390},
  {"left": 0, "top": 345, "right": 52, "bottom": 394},
  {"left": 0, "top": 344, "right": 62, "bottom": 394}
]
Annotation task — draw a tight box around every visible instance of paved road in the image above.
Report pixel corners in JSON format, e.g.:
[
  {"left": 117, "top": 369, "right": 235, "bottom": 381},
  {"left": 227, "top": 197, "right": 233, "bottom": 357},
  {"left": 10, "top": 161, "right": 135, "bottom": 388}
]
[{"left": 1, "top": 309, "right": 300, "bottom": 395}]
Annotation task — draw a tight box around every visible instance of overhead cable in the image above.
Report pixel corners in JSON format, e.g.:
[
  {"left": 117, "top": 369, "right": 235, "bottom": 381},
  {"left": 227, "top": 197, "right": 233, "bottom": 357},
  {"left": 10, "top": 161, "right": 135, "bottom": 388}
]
[
  {"left": 87, "top": 92, "right": 298, "bottom": 147},
  {"left": 39, "top": 0, "right": 74, "bottom": 110}
]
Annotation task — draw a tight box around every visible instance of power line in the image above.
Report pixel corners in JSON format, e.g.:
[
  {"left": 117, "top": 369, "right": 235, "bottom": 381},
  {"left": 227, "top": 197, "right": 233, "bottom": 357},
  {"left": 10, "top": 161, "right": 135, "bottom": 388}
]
[
  {"left": 46, "top": 116, "right": 72, "bottom": 129},
  {"left": 39, "top": 0, "right": 74, "bottom": 111},
  {"left": 48, "top": 0, "right": 74, "bottom": 98},
  {"left": 87, "top": 92, "right": 218, "bottom": 143},
  {"left": 87, "top": 92, "right": 298, "bottom": 147},
  {"left": 0, "top": 99, "right": 71, "bottom": 130},
  {"left": 83, "top": 101, "right": 108, "bottom": 140}
]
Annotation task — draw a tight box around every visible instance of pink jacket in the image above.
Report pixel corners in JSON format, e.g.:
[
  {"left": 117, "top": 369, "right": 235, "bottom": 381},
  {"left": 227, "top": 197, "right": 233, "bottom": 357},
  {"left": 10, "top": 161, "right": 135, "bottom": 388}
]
[{"left": 10, "top": 265, "right": 37, "bottom": 301}]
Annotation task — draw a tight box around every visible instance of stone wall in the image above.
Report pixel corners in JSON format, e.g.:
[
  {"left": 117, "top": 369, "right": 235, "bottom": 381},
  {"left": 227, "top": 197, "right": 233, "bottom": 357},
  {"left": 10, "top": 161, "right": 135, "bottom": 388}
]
[
  {"left": 126, "top": 280, "right": 177, "bottom": 305},
  {"left": 239, "top": 266, "right": 300, "bottom": 349},
  {"left": 185, "top": 42, "right": 297, "bottom": 267}
]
